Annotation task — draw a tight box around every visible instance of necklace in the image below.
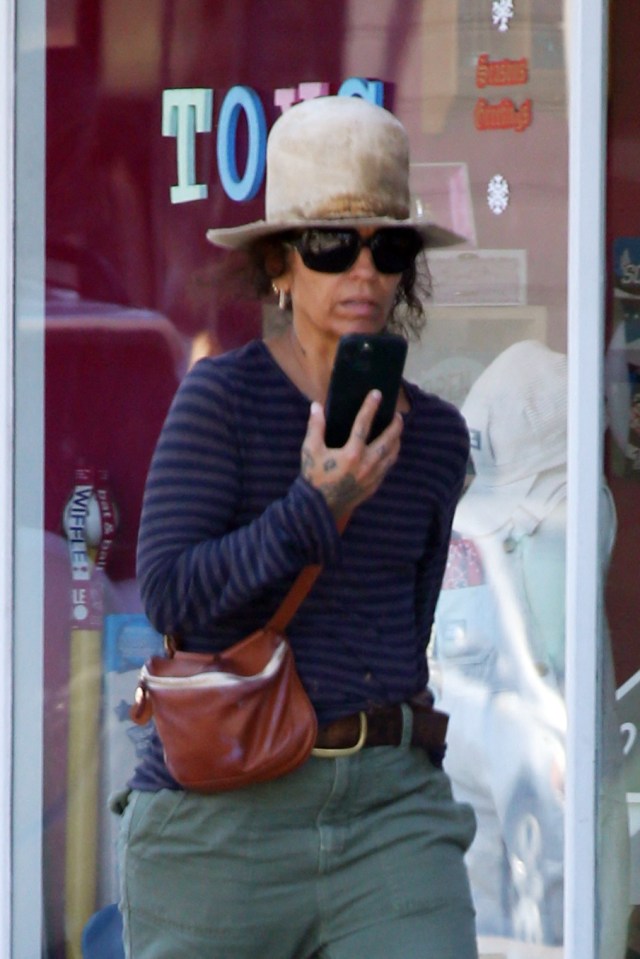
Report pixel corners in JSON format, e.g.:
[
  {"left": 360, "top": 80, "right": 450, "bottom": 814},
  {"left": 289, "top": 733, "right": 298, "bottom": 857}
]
[
  {"left": 285, "top": 325, "right": 330, "bottom": 402},
  {"left": 287, "top": 325, "right": 314, "bottom": 393},
  {"left": 289, "top": 324, "right": 308, "bottom": 365}
]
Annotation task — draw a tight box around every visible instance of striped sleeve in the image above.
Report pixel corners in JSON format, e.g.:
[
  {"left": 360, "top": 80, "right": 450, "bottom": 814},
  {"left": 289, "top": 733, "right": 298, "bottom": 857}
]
[{"left": 136, "top": 358, "right": 340, "bottom": 636}]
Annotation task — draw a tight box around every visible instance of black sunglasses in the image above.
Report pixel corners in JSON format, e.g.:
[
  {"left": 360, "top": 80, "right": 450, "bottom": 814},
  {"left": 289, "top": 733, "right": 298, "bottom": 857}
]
[{"left": 288, "top": 227, "right": 423, "bottom": 275}]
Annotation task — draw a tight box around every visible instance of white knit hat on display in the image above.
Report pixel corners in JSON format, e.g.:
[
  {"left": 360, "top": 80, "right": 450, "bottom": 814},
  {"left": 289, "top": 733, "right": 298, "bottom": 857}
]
[{"left": 455, "top": 340, "right": 568, "bottom": 536}]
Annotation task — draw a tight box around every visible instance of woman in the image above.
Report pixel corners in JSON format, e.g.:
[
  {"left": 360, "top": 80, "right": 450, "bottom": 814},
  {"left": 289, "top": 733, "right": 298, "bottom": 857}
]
[{"left": 118, "top": 95, "right": 478, "bottom": 959}]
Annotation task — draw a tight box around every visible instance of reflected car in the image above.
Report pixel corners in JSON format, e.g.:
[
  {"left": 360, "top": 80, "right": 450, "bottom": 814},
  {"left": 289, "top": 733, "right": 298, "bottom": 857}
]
[{"left": 430, "top": 534, "right": 566, "bottom": 945}]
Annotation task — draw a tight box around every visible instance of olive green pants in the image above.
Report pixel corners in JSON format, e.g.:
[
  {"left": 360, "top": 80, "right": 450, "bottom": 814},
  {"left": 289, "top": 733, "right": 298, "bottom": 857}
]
[{"left": 117, "top": 745, "right": 478, "bottom": 959}]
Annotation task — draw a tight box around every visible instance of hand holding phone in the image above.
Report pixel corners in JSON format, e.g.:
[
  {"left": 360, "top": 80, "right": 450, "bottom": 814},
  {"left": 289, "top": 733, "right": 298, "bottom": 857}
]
[
  {"left": 303, "top": 391, "right": 404, "bottom": 518},
  {"left": 299, "top": 333, "right": 407, "bottom": 518},
  {"left": 324, "top": 333, "right": 408, "bottom": 448}
]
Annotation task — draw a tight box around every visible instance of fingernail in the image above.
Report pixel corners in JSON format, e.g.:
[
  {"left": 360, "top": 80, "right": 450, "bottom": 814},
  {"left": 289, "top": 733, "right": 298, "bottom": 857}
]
[
  {"left": 311, "top": 401, "right": 322, "bottom": 415},
  {"left": 371, "top": 389, "right": 382, "bottom": 400}
]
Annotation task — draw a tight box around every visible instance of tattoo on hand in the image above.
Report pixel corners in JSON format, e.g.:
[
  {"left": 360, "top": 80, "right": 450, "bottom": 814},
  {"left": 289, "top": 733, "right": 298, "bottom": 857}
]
[
  {"left": 323, "top": 457, "right": 338, "bottom": 473},
  {"left": 301, "top": 447, "right": 315, "bottom": 479},
  {"left": 319, "top": 475, "right": 362, "bottom": 515}
]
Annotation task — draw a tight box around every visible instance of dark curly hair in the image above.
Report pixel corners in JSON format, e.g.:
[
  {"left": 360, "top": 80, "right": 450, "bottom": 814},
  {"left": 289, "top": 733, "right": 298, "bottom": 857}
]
[{"left": 218, "top": 232, "right": 432, "bottom": 341}]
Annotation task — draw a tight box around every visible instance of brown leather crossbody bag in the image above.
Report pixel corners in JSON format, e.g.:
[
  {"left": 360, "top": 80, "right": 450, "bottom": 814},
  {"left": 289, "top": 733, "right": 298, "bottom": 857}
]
[{"left": 130, "top": 522, "right": 349, "bottom": 793}]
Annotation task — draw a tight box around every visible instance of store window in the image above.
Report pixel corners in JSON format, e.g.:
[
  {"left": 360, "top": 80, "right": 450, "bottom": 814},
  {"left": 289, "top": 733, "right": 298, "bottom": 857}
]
[
  {"left": 9, "top": 1, "right": 629, "bottom": 957},
  {"left": 605, "top": 0, "right": 640, "bottom": 953}
]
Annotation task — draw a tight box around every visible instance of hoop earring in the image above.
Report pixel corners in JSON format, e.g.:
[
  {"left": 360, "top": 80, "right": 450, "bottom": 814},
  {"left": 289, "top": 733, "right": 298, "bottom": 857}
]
[{"left": 272, "top": 282, "right": 288, "bottom": 311}]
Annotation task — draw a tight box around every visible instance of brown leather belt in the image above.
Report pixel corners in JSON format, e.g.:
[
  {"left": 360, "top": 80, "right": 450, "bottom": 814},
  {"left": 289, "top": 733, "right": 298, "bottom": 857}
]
[{"left": 312, "top": 695, "right": 449, "bottom": 768}]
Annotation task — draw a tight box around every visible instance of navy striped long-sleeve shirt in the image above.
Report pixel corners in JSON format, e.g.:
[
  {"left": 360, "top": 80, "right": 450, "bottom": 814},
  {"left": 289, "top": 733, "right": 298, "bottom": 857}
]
[{"left": 131, "top": 339, "right": 469, "bottom": 790}]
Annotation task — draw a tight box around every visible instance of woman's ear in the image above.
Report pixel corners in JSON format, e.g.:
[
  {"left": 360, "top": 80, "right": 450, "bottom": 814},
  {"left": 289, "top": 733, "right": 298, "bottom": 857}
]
[{"left": 265, "top": 241, "right": 290, "bottom": 283}]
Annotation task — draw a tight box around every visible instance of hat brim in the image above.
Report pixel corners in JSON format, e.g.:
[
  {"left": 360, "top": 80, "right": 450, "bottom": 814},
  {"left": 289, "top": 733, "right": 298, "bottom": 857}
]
[
  {"left": 453, "top": 475, "right": 537, "bottom": 537},
  {"left": 206, "top": 216, "right": 465, "bottom": 251},
  {"left": 453, "top": 466, "right": 569, "bottom": 538}
]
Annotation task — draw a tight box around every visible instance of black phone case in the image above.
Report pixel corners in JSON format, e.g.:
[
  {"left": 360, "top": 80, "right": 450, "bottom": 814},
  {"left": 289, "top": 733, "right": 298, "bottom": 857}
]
[{"left": 324, "top": 333, "right": 408, "bottom": 448}]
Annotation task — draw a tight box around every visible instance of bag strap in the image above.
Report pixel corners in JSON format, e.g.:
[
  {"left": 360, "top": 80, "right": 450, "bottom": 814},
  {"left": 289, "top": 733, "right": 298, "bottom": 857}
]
[{"left": 266, "top": 512, "right": 350, "bottom": 634}]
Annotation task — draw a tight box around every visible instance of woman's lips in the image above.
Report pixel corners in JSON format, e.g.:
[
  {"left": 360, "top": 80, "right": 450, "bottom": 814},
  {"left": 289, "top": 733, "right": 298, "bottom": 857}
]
[{"left": 339, "top": 298, "right": 379, "bottom": 317}]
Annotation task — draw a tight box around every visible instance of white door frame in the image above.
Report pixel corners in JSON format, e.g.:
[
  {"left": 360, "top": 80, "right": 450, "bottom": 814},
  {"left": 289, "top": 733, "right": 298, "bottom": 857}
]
[
  {"left": 565, "top": 1, "right": 610, "bottom": 957},
  {"left": 0, "top": 0, "right": 15, "bottom": 952}
]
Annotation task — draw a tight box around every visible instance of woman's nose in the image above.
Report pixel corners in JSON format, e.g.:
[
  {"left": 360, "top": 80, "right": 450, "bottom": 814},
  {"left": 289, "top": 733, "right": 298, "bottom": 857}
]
[{"left": 349, "top": 245, "right": 378, "bottom": 276}]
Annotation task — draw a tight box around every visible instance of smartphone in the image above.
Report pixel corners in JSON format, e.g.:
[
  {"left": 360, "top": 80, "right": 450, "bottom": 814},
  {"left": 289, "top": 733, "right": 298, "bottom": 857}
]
[{"left": 324, "top": 333, "right": 408, "bottom": 448}]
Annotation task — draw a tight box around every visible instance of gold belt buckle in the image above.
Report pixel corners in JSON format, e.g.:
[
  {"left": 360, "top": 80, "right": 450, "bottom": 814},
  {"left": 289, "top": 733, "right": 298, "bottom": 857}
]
[{"left": 311, "top": 711, "right": 368, "bottom": 758}]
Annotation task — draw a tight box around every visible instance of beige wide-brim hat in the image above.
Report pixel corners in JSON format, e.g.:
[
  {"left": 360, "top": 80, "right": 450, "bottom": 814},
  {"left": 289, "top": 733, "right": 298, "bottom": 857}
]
[{"left": 206, "top": 96, "right": 465, "bottom": 250}]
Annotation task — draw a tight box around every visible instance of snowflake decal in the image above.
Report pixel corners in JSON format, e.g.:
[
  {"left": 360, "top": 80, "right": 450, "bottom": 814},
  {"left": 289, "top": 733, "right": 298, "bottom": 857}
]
[
  {"left": 492, "top": 0, "right": 514, "bottom": 32},
  {"left": 487, "top": 174, "right": 510, "bottom": 215}
]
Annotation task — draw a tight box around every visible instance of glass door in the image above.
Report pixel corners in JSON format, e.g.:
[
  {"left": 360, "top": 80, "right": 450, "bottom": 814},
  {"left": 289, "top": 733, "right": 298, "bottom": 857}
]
[{"left": 7, "top": 1, "right": 627, "bottom": 956}]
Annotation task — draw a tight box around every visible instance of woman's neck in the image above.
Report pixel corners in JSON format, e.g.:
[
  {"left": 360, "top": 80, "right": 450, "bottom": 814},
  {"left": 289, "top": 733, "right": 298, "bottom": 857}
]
[
  {"left": 291, "top": 323, "right": 336, "bottom": 389},
  {"left": 266, "top": 321, "right": 336, "bottom": 403},
  {"left": 265, "top": 320, "right": 410, "bottom": 416}
]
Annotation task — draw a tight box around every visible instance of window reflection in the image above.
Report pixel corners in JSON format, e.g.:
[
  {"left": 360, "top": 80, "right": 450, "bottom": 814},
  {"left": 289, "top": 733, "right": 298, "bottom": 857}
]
[{"left": 431, "top": 340, "right": 628, "bottom": 953}]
